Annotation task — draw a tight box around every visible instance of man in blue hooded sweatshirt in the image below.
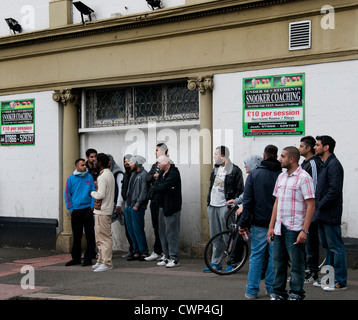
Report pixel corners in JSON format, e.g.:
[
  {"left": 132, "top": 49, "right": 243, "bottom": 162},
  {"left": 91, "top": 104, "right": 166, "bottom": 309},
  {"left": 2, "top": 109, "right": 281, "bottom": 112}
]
[{"left": 64, "top": 158, "right": 96, "bottom": 266}]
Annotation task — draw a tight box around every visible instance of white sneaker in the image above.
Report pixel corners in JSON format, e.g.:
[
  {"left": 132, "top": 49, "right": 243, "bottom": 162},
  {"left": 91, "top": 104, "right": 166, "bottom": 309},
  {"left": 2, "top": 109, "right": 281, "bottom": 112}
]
[
  {"left": 145, "top": 252, "right": 159, "bottom": 261},
  {"left": 157, "top": 259, "right": 168, "bottom": 266},
  {"left": 92, "top": 262, "right": 101, "bottom": 269},
  {"left": 93, "top": 264, "right": 113, "bottom": 272},
  {"left": 157, "top": 253, "right": 165, "bottom": 261},
  {"left": 166, "top": 259, "right": 179, "bottom": 268}
]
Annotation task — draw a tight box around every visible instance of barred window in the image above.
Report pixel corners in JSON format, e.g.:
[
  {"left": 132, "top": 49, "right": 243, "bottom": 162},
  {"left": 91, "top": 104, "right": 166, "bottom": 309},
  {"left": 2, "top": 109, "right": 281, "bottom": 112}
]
[{"left": 85, "top": 81, "right": 199, "bottom": 128}]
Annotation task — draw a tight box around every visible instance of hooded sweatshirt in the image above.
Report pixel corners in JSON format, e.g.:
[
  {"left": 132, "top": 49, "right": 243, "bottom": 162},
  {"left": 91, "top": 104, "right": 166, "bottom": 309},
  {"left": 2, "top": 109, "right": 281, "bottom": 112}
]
[{"left": 64, "top": 170, "right": 96, "bottom": 213}]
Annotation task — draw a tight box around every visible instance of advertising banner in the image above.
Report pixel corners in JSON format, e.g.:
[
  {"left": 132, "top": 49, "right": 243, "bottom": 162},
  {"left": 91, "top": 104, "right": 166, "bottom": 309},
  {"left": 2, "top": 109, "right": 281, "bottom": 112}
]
[
  {"left": 243, "top": 73, "right": 305, "bottom": 136},
  {"left": 0, "top": 99, "right": 35, "bottom": 145}
]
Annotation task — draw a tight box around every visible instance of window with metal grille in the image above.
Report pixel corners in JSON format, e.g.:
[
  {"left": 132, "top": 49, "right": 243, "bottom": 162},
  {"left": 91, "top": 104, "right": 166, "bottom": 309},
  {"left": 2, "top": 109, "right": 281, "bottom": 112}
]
[
  {"left": 289, "top": 20, "right": 311, "bottom": 50},
  {"left": 85, "top": 81, "right": 199, "bottom": 128}
]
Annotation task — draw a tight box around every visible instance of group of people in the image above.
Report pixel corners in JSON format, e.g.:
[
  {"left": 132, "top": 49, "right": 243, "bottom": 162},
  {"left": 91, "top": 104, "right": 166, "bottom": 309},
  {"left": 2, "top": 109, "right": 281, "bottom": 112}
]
[
  {"left": 63, "top": 134, "right": 347, "bottom": 300},
  {"left": 205, "top": 135, "right": 346, "bottom": 300},
  {"left": 64, "top": 144, "right": 182, "bottom": 272}
]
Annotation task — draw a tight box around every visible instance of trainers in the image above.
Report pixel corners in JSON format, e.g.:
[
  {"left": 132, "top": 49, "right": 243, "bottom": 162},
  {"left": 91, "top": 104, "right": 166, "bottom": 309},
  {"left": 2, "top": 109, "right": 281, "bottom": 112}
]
[
  {"left": 93, "top": 264, "right": 113, "bottom": 272},
  {"left": 224, "top": 265, "right": 235, "bottom": 272},
  {"left": 289, "top": 293, "right": 303, "bottom": 300},
  {"left": 157, "top": 253, "right": 165, "bottom": 261},
  {"left": 145, "top": 252, "right": 159, "bottom": 261},
  {"left": 323, "top": 283, "right": 347, "bottom": 291},
  {"left": 157, "top": 259, "right": 168, "bottom": 266},
  {"left": 92, "top": 262, "right": 101, "bottom": 269},
  {"left": 270, "top": 294, "right": 286, "bottom": 300},
  {"left": 304, "top": 271, "right": 318, "bottom": 283},
  {"left": 122, "top": 252, "right": 133, "bottom": 258},
  {"left": 244, "top": 293, "right": 256, "bottom": 299},
  {"left": 203, "top": 264, "right": 222, "bottom": 273},
  {"left": 166, "top": 259, "right": 180, "bottom": 268}
]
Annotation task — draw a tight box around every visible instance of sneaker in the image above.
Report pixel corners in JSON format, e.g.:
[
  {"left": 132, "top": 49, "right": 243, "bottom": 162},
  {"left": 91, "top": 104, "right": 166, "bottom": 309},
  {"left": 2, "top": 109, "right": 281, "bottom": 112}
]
[
  {"left": 166, "top": 259, "right": 180, "bottom": 268},
  {"left": 289, "top": 293, "right": 303, "bottom": 300},
  {"left": 304, "top": 271, "right": 318, "bottom": 283},
  {"left": 224, "top": 265, "right": 235, "bottom": 272},
  {"left": 92, "top": 262, "right": 101, "bottom": 269},
  {"left": 145, "top": 252, "right": 159, "bottom": 261},
  {"left": 323, "top": 283, "right": 347, "bottom": 291},
  {"left": 157, "top": 253, "right": 165, "bottom": 261},
  {"left": 313, "top": 278, "right": 330, "bottom": 287},
  {"left": 244, "top": 293, "right": 256, "bottom": 300},
  {"left": 122, "top": 252, "right": 133, "bottom": 258},
  {"left": 270, "top": 294, "right": 286, "bottom": 300},
  {"left": 93, "top": 264, "right": 113, "bottom": 272},
  {"left": 203, "top": 264, "right": 222, "bottom": 273},
  {"left": 157, "top": 259, "right": 168, "bottom": 266}
]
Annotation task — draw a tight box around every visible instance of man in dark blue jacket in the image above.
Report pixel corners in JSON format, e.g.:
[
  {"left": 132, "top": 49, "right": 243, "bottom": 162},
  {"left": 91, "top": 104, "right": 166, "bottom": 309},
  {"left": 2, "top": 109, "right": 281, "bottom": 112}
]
[
  {"left": 314, "top": 135, "right": 347, "bottom": 291},
  {"left": 238, "top": 145, "right": 282, "bottom": 299}
]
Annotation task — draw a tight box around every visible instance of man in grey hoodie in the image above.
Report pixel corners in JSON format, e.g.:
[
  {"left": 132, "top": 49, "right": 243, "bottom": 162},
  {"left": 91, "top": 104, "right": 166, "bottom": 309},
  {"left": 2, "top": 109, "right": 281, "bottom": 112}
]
[{"left": 125, "top": 155, "right": 149, "bottom": 261}]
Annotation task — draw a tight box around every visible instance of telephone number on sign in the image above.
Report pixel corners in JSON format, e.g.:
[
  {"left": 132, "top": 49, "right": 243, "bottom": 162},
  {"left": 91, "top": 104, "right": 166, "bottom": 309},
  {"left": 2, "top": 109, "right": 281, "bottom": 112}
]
[{"left": 1, "top": 134, "right": 34, "bottom": 144}]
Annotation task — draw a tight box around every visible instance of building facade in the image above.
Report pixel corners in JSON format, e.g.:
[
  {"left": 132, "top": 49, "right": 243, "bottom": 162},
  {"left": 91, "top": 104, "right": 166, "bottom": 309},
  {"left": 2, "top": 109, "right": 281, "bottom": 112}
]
[{"left": 0, "top": 0, "right": 357, "bottom": 253}]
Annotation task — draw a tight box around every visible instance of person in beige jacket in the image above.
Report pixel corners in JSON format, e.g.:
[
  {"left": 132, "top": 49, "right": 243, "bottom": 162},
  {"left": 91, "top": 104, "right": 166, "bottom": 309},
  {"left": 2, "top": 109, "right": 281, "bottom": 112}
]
[{"left": 91, "top": 153, "right": 115, "bottom": 272}]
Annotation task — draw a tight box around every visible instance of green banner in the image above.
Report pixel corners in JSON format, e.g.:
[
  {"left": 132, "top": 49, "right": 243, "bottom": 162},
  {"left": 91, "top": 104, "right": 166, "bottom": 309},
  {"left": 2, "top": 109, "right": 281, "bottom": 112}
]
[
  {"left": 243, "top": 73, "right": 305, "bottom": 136},
  {"left": 0, "top": 99, "right": 35, "bottom": 145}
]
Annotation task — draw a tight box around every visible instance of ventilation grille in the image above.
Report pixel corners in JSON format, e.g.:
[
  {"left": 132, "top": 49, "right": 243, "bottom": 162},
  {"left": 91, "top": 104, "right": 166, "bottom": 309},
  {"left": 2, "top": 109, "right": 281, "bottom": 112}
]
[{"left": 289, "top": 20, "right": 311, "bottom": 50}]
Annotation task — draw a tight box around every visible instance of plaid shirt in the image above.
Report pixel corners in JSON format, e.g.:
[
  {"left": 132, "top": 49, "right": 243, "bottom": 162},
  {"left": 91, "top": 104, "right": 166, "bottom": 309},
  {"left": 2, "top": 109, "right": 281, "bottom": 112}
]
[{"left": 273, "top": 166, "right": 315, "bottom": 235}]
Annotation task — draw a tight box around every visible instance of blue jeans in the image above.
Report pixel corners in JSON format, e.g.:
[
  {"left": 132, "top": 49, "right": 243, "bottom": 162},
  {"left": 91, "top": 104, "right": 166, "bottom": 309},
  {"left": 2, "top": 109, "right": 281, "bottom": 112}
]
[
  {"left": 246, "top": 226, "right": 274, "bottom": 297},
  {"left": 318, "top": 222, "right": 347, "bottom": 286},
  {"left": 273, "top": 225, "right": 306, "bottom": 299},
  {"left": 124, "top": 206, "right": 149, "bottom": 256}
]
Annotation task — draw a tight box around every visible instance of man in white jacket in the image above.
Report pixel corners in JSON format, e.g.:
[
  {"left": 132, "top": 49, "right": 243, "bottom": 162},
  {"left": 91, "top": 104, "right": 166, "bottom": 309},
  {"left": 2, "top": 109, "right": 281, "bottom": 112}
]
[{"left": 91, "top": 153, "right": 115, "bottom": 272}]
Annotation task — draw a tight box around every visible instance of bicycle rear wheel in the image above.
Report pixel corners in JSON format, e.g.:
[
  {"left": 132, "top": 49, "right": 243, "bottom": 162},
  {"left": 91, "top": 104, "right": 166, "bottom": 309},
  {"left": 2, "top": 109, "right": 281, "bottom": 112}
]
[{"left": 204, "top": 230, "right": 249, "bottom": 275}]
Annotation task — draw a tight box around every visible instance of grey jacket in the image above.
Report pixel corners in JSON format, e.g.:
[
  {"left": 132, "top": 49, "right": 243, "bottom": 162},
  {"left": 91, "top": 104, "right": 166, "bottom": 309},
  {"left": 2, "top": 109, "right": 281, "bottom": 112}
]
[{"left": 126, "top": 167, "right": 149, "bottom": 209}]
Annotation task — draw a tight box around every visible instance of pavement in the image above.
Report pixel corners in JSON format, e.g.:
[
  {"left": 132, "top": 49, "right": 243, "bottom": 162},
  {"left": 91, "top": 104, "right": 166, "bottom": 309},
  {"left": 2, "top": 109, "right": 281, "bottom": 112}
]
[{"left": 0, "top": 246, "right": 357, "bottom": 308}]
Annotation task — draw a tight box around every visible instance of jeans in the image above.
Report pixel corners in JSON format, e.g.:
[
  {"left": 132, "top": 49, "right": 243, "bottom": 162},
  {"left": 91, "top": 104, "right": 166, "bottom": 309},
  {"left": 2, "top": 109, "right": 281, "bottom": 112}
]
[
  {"left": 124, "top": 206, "right": 149, "bottom": 256},
  {"left": 306, "top": 221, "right": 320, "bottom": 273},
  {"left": 158, "top": 208, "right": 181, "bottom": 262},
  {"left": 246, "top": 225, "right": 274, "bottom": 297},
  {"left": 70, "top": 207, "right": 96, "bottom": 262},
  {"left": 318, "top": 222, "right": 347, "bottom": 286},
  {"left": 207, "top": 205, "right": 229, "bottom": 265},
  {"left": 273, "top": 225, "right": 306, "bottom": 299}
]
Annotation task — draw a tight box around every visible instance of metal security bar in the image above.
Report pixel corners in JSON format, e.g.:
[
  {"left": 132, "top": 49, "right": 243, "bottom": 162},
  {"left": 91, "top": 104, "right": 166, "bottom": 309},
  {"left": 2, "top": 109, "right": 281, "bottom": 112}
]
[{"left": 85, "top": 81, "right": 199, "bottom": 128}]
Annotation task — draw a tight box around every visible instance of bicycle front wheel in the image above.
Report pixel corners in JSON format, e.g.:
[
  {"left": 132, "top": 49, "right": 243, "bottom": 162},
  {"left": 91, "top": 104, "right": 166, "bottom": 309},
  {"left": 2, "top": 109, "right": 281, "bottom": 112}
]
[{"left": 204, "top": 230, "right": 249, "bottom": 275}]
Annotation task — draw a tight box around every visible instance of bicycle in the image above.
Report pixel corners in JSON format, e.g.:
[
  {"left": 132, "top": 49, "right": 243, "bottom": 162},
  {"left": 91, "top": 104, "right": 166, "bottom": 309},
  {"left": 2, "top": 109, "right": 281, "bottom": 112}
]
[{"left": 203, "top": 204, "right": 249, "bottom": 275}]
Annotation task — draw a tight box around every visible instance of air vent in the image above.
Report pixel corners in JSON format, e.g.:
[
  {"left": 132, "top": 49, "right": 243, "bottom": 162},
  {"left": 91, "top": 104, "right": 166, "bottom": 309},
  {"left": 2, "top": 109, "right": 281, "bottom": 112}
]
[{"left": 289, "top": 20, "right": 311, "bottom": 50}]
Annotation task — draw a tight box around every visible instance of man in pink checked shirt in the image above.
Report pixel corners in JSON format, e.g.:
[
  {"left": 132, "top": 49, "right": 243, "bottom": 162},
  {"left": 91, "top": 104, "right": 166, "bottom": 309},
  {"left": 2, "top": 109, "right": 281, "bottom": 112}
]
[{"left": 267, "top": 146, "right": 315, "bottom": 300}]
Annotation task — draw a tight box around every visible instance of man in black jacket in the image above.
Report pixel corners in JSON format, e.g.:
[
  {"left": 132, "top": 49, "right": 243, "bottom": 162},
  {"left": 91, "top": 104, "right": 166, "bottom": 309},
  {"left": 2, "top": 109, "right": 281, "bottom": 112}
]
[
  {"left": 204, "top": 146, "right": 244, "bottom": 272},
  {"left": 151, "top": 155, "right": 182, "bottom": 268},
  {"left": 314, "top": 135, "right": 347, "bottom": 291},
  {"left": 299, "top": 136, "right": 323, "bottom": 283},
  {"left": 238, "top": 145, "right": 282, "bottom": 299}
]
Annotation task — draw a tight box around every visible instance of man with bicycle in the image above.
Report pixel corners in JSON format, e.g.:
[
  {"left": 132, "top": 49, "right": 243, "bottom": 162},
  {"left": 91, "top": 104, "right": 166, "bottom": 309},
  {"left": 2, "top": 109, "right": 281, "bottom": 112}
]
[{"left": 203, "top": 146, "right": 244, "bottom": 273}]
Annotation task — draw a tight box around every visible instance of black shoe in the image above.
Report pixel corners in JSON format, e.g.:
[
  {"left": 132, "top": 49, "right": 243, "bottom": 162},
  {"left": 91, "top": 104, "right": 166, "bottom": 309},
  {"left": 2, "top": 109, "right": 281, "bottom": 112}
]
[
  {"left": 81, "top": 260, "right": 92, "bottom": 267},
  {"left": 127, "top": 255, "right": 140, "bottom": 261},
  {"left": 139, "top": 255, "right": 148, "bottom": 261},
  {"left": 65, "top": 260, "right": 81, "bottom": 266}
]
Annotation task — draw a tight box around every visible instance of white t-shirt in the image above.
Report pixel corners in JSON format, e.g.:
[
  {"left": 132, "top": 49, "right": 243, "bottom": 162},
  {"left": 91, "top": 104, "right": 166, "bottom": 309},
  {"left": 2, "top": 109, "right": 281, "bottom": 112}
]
[{"left": 210, "top": 165, "right": 226, "bottom": 207}]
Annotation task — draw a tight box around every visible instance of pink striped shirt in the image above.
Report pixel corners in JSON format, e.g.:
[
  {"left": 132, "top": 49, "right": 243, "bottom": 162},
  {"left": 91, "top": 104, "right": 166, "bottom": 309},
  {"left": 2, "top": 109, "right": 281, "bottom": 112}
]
[{"left": 273, "top": 166, "right": 315, "bottom": 235}]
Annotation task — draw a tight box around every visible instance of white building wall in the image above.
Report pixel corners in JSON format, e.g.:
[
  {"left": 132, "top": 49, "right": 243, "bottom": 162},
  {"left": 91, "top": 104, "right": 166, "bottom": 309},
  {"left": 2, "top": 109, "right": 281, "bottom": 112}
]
[
  {"left": 0, "top": 91, "right": 60, "bottom": 220},
  {"left": 213, "top": 60, "right": 358, "bottom": 238},
  {"left": 80, "top": 122, "right": 201, "bottom": 253}
]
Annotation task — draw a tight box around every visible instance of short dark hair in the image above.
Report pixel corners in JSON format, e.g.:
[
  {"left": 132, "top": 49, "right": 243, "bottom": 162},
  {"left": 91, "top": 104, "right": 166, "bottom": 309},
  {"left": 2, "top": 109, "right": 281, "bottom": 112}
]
[
  {"left": 316, "top": 135, "right": 336, "bottom": 153},
  {"left": 157, "top": 143, "right": 168, "bottom": 155},
  {"left": 75, "top": 158, "right": 86, "bottom": 166},
  {"left": 216, "top": 145, "right": 230, "bottom": 158},
  {"left": 300, "top": 136, "right": 316, "bottom": 153},
  {"left": 264, "top": 145, "right": 278, "bottom": 158},
  {"left": 96, "top": 153, "right": 110, "bottom": 168},
  {"left": 283, "top": 146, "right": 300, "bottom": 163},
  {"left": 86, "top": 148, "right": 97, "bottom": 157}
]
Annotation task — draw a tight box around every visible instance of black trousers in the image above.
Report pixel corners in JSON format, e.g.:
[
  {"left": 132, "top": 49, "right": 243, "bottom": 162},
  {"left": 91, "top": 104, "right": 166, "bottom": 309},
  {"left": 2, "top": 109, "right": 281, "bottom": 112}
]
[
  {"left": 150, "top": 201, "right": 163, "bottom": 255},
  {"left": 71, "top": 207, "right": 96, "bottom": 262}
]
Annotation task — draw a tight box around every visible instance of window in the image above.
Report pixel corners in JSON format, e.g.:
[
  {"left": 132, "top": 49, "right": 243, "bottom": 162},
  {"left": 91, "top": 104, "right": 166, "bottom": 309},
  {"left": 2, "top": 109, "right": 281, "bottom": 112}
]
[{"left": 85, "top": 81, "right": 199, "bottom": 128}]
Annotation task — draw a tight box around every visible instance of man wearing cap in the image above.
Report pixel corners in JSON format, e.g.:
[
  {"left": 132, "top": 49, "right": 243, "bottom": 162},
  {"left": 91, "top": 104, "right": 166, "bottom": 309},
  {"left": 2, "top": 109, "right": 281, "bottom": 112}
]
[{"left": 124, "top": 155, "right": 150, "bottom": 261}]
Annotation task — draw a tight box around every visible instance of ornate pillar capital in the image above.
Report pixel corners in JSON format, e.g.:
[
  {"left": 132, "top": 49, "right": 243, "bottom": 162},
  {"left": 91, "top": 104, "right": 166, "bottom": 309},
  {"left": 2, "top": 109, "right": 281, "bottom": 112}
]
[
  {"left": 188, "top": 75, "right": 213, "bottom": 94},
  {"left": 52, "top": 89, "right": 80, "bottom": 106}
]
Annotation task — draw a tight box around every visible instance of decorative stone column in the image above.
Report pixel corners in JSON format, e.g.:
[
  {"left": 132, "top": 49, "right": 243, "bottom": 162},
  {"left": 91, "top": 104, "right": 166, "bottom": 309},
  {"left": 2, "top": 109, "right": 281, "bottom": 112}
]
[
  {"left": 188, "top": 76, "right": 213, "bottom": 257},
  {"left": 52, "top": 89, "right": 80, "bottom": 253}
]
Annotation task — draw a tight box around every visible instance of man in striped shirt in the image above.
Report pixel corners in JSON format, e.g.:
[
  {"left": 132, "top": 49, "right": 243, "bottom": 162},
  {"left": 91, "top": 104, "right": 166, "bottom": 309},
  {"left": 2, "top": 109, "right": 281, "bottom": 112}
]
[
  {"left": 299, "top": 136, "right": 323, "bottom": 283},
  {"left": 268, "top": 146, "right": 316, "bottom": 300}
]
